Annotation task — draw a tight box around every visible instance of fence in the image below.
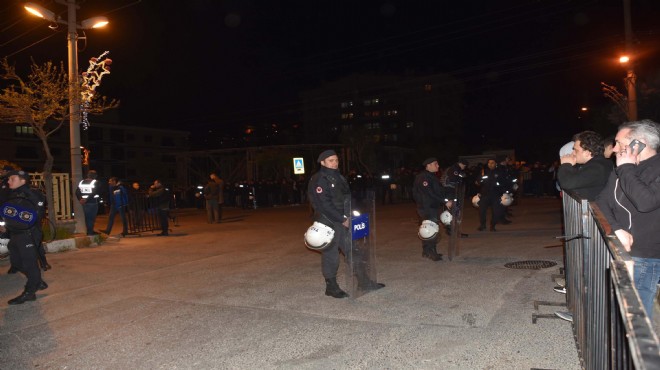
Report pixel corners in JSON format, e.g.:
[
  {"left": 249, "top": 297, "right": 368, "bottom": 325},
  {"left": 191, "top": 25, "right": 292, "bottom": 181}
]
[
  {"left": 30, "top": 172, "right": 73, "bottom": 222},
  {"left": 561, "top": 189, "right": 660, "bottom": 369},
  {"left": 124, "top": 191, "right": 168, "bottom": 235}
]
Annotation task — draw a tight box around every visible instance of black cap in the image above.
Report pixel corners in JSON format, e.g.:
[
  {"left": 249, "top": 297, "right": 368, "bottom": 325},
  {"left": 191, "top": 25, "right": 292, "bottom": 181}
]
[
  {"left": 422, "top": 157, "right": 437, "bottom": 166},
  {"left": 317, "top": 149, "right": 337, "bottom": 163},
  {"left": 7, "top": 170, "right": 29, "bottom": 181}
]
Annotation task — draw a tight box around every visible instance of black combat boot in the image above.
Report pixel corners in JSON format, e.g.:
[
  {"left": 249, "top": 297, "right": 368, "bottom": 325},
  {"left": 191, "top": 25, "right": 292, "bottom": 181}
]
[
  {"left": 325, "top": 277, "right": 348, "bottom": 298},
  {"left": 8, "top": 290, "right": 37, "bottom": 305}
]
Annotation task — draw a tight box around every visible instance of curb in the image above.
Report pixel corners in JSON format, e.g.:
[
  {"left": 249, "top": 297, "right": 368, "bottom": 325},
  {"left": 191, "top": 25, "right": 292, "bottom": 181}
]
[{"left": 45, "top": 234, "right": 104, "bottom": 253}]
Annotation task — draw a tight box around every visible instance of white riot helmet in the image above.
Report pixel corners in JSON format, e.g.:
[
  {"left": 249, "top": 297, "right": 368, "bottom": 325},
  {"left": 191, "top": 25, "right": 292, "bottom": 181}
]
[
  {"left": 440, "top": 211, "right": 453, "bottom": 226},
  {"left": 501, "top": 193, "right": 514, "bottom": 207},
  {"left": 472, "top": 194, "right": 481, "bottom": 208},
  {"left": 418, "top": 220, "right": 439, "bottom": 240},
  {"left": 304, "top": 221, "right": 335, "bottom": 250}
]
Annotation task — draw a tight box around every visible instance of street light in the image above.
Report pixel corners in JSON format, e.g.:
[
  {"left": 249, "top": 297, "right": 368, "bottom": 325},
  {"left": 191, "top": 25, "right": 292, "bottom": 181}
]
[
  {"left": 619, "top": 55, "right": 637, "bottom": 121},
  {"left": 24, "top": 1, "right": 108, "bottom": 233}
]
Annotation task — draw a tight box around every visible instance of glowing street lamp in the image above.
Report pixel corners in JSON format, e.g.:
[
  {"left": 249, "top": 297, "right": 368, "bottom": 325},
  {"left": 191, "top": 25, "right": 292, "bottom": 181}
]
[
  {"left": 24, "top": 1, "right": 108, "bottom": 233},
  {"left": 619, "top": 54, "right": 637, "bottom": 121}
]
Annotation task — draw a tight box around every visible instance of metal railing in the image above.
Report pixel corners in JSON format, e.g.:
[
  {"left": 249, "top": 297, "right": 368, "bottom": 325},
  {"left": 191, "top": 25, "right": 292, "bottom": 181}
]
[{"left": 561, "top": 189, "right": 660, "bottom": 369}]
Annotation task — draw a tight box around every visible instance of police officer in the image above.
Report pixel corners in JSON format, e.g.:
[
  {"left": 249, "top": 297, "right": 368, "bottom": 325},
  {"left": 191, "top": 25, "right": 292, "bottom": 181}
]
[
  {"left": 75, "top": 170, "right": 100, "bottom": 236},
  {"left": 1, "top": 170, "right": 48, "bottom": 304},
  {"left": 413, "top": 157, "right": 452, "bottom": 261},
  {"left": 477, "top": 159, "right": 506, "bottom": 232},
  {"left": 308, "top": 149, "right": 351, "bottom": 298}
]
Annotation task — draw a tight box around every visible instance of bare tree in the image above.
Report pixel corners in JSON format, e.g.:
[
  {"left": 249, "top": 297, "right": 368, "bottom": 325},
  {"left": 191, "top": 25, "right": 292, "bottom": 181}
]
[{"left": 0, "top": 58, "right": 117, "bottom": 225}]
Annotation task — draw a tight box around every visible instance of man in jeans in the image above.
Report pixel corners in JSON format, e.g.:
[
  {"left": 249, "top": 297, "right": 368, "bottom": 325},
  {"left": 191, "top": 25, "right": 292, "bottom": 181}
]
[
  {"left": 596, "top": 120, "right": 660, "bottom": 319},
  {"left": 102, "top": 177, "right": 129, "bottom": 236}
]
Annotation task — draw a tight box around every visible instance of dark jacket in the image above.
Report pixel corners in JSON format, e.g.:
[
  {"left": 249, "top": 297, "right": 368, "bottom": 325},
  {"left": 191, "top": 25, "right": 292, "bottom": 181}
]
[
  {"left": 596, "top": 154, "right": 660, "bottom": 259},
  {"left": 308, "top": 166, "right": 350, "bottom": 225},
  {"left": 108, "top": 183, "right": 129, "bottom": 209},
  {"left": 479, "top": 166, "right": 506, "bottom": 199},
  {"left": 2, "top": 183, "right": 45, "bottom": 232},
  {"left": 148, "top": 184, "right": 170, "bottom": 210},
  {"left": 557, "top": 155, "right": 613, "bottom": 201},
  {"left": 413, "top": 170, "right": 448, "bottom": 216}
]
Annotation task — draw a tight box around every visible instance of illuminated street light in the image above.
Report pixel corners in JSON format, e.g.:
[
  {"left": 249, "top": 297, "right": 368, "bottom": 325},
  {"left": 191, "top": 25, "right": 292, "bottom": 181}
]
[
  {"left": 619, "top": 55, "right": 637, "bottom": 121},
  {"left": 24, "top": 1, "right": 109, "bottom": 233},
  {"left": 580, "top": 107, "right": 588, "bottom": 111}
]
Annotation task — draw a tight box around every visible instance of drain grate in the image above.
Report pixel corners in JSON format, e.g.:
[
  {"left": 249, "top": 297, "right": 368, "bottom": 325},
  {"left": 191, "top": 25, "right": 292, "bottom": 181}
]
[{"left": 504, "top": 260, "right": 557, "bottom": 270}]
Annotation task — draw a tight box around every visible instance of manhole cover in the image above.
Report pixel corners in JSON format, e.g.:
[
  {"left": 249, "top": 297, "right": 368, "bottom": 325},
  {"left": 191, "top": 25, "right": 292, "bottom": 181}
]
[{"left": 504, "top": 260, "right": 557, "bottom": 270}]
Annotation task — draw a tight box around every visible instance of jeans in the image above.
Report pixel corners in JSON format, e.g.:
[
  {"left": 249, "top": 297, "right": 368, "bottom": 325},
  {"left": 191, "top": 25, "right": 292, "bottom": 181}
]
[
  {"left": 632, "top": 257, "right": 660, "bottom": 319},
  {"left": 82, "top": 202, "right": 99, "bottom": 235},
  {"left": 105, "top": 206, "right": 128, "bottom": 235}
]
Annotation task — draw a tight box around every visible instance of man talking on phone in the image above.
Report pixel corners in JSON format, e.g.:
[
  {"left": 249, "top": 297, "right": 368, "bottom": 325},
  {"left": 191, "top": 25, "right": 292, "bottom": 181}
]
[{"left": 596, "top": 119, "right": 660, "bottom": 319}]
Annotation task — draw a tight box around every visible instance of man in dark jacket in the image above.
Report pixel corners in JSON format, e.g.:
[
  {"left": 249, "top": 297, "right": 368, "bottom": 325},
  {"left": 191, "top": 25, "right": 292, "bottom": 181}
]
[
  {"left": 307, "top": 150, "right": 352, "bottom": 298},
  {"left": 1, "top": 170, "right": 48, "bottom": 304},
  {"left": 102, "top": 177, "right": 129, "bottom": 236},
  {"left": 596, "top": 120, "right": 660, "bottom": 318},
  {"left": 148, "top": 179, "right": 171, "bottom": 236},
  {"left": 477, "top": 159, "right": 506, "bottom": 232},
  {"left": 558, "top": 131, "right": 613, "bottom": 201},
  {"left": 413, "top": 157, "right": 451, "bottom": 261}
]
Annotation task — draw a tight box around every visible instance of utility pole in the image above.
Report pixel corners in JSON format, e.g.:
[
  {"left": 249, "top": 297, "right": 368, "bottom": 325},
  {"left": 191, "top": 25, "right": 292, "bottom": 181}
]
[{"left": 623, "top": 0, "right": 637, "bottom": 121}]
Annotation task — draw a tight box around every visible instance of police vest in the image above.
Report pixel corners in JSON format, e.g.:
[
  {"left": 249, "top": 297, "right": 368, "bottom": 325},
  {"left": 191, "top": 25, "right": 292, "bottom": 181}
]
[{"left": 79, "top": 179, "right": 99, "bottom": 201}]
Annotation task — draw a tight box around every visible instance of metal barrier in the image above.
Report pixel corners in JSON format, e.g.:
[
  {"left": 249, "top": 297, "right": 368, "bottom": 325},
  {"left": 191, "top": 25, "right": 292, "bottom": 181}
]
[
  {"left": 125, "top": 192, "right": 164, "bottom": 235},
  {"left": 447, "top": 183, "right": 466, "bottom": 261},
  {"left": 561, "top": 189, "right": 660, "bottom": 369}
]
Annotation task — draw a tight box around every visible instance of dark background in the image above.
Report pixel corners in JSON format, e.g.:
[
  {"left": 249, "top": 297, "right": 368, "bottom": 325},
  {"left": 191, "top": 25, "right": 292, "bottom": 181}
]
[{"left": 2, "top": 0, "right": 660, "bottom": 162}]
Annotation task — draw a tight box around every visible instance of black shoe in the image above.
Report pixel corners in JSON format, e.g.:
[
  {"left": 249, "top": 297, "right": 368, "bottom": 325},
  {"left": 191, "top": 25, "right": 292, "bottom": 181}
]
[
  {"left": 40, "top": 262, "right": 52, "bottom": 271},
  {"left": 460, "top": 233, "right": 469, "bottom": 238},
  {"left": 38, "top": 281, "right": 48, "bottom": 291},
  {"left": 490, "top": 226, "right": 497, "bottom": 232},
  {"left": 8, "top": 291, "right": 36, "bottom": 305},
  {"left": 477, "top": 226, "right": 486, "bottom": 231},
  {"left": 325, "top": 278, "right": 349, "bottom": 298},
  {"left": 425, "top": 252, "right": 443, "bottom": 261},
  {"left": 120, "top": 233, "right": 127, "bottom": 237},
  {"left": 157, "top": 232, "right": 169, "bottom": 236},
  {"left": 501, "top": 219, "right": 512, "bottom": 225},
  {"left": 7, "top": 266, "right": 19, "bottom": 274}
]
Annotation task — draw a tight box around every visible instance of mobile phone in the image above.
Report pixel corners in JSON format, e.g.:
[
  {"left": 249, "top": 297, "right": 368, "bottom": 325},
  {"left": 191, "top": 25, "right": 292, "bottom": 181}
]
[{"left": 629, "top": 139, "right": 646, "bottom": 153}]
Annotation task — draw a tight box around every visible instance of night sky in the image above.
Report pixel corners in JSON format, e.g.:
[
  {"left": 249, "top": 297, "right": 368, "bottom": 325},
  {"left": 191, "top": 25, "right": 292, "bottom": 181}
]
[{"left": 2, "top": 0, "right": 660, "bottom": 162}]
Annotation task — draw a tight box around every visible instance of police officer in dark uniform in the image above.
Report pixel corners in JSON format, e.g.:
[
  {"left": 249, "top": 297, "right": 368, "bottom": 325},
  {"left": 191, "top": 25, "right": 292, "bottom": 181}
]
[
  {"left": 1, "top": 170, "right": 48, "bottom": 304},
  {"left": 413, "top": 157, "right": 452, "bottom": 261},
  {"left": 75, "top": 170, "right": 100, "bottom": 236},
  {"left": 307, "top": 149, "right": 352, "bottom": 298},
  {"left": 477, "top": 159, "right": 506, "bottom": 232}
]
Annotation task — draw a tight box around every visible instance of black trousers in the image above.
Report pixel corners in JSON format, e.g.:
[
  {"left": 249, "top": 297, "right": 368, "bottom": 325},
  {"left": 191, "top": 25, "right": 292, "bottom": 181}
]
[
  {"left": 157, "top": 209, "right": 170, "bottom": 234},
  {"left": 8, "top": 230, "right": 42, "bottom": 293},
  {"left": 418, "top": 208, "right": 439, "bottom": 253},
  {"left": 321, "top": 222, "right": 348, "bottom": 279},
  {"left": 479, "top": 195, "right": 504, "bottom": 227}
]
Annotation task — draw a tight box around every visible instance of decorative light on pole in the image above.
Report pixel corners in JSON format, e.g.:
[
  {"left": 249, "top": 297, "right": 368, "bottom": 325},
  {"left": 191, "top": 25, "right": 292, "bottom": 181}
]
[{"left": 24, "top": 1, "right": 108, "bottom": 233}]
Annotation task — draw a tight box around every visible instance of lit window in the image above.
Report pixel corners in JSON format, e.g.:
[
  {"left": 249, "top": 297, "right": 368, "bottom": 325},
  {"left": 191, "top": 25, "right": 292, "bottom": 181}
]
[
  {"left": 372, "top": 111, "right": 380, "bottom": 117},
  {"left": 348, "top": 113, "right": 354, "bottom": 119},
  {"left": 373, "top": 98, "right": 379, "bottom": 104},
  {"left": 406, "top": 121, "right": 414, "bottom": 128},
  {"left": 424, "top": 84, "right": 432, "bottom": 91},
  {"left": 15, "top": 126, "right": 34, "bottom": 136},
  {"left": 364, "top": 100, "right": 371, "bottom": 106}
]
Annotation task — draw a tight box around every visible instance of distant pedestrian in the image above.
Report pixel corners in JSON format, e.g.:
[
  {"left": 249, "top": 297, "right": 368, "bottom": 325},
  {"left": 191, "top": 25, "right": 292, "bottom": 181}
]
[
  {"left": 102, "top": 177, "right": 129, "bottom": 236},
  {"left": 203, "top": 174, "right": 221, "bottom": 223},
  {"left": 148, "top": 179, "right": 171, "bottom": 236}
]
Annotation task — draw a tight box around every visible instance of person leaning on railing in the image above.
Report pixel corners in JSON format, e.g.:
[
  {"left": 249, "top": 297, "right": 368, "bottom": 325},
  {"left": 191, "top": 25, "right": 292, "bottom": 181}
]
[{"left": 595, "top": 119, "right": 660, "bottom": 319}]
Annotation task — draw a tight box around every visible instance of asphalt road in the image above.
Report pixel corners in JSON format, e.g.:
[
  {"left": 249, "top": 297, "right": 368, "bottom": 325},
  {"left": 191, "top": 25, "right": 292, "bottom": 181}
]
[{"left": 0, "top": 197, "right": 580, "bottom": 369}]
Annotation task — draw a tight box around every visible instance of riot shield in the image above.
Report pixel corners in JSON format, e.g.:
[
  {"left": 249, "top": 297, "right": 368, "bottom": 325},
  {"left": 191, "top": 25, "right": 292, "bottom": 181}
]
[
  {"left": 447, "top": 183, "right": 466, "bottom": 261},
  {"left": 346, "top": 190, "right": 379, "bottom": 299}
]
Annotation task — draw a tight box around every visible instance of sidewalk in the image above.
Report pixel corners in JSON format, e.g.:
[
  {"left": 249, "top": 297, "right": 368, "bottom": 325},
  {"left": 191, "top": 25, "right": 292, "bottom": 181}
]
[{"left": 0, "top": 198, "right": 580, "bottom": 369}]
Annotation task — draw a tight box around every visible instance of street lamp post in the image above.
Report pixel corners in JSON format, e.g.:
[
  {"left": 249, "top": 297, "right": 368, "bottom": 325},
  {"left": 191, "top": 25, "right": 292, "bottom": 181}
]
[
  {"left": 24, "top": 1, "right": 108, "bottom": 233},
  {"left": 622, "top": 0, "right": 638, "bottom": 121}
]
